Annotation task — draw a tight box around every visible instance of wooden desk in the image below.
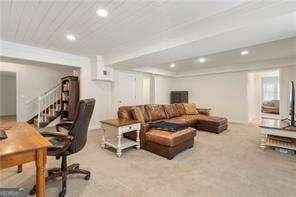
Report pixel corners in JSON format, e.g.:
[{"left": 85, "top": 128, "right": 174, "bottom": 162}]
[{"left": 0, "top": 122, "right": 51, "bottom": 197}]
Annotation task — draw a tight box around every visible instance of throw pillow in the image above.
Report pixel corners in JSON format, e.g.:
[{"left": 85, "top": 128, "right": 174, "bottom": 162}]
[
  {"left": 132, "top": 107, "right": 145, "bottom": 123},
  {"left": 145, "top": 105, "right": 167, "bottom": 121},
  {"left": 164, "top": 104, "right": 180, "bottom": 118},
  {"left": 175, "top": 103, "right": 186, "bottom": 115},
  {"left": 183, "top": 103, "right": 198, "bottom": 115}
]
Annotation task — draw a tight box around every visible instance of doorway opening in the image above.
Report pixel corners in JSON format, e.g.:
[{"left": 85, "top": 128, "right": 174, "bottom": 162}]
[
  {"left": 247, "top": 70, "right": 280, "bottom": 124},
  {"left": 0, "top": 71, "right": 17, "bottom": 124}
]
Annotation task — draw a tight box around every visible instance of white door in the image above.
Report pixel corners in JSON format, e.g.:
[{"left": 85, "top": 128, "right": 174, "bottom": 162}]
[
  {"left": 116, "top": 72, "right": 136, "bottom": 107},
  {"left": 142, "top": 77, "right": 151, "bottom": 104}
]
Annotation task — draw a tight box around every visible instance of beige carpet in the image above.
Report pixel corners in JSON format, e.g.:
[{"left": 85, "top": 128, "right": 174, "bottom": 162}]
[
  {"left": 0, "top": 115, "right": 16, "bottom": 124},
  {"left": 1, "top": 123, "right": 296, "bottom": 197}
]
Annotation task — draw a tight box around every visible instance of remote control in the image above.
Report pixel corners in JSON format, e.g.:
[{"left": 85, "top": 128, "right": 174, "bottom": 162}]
[{"left": 0, "top": 129, "right": 8, "bottom": 139}]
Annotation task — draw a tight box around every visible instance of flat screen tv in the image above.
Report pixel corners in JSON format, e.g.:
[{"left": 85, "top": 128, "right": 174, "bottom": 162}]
[{"left": 290, "top": 81, "right": 295, "bottom": 126}]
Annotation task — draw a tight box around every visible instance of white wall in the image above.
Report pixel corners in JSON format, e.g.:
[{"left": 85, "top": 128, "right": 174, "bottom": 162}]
[
  {"left": 154, "top": 76, "right": 173, "bottom": 104},
  {"left": 0, "top": 74, "right": 16, "bottom": 116},
  {"left": 0, "top": 62, "right": 73, "bottom": 121},
  {"left": 111, "top": 70, "right": 172, "bottom": 115},
  {"left": 247, "top": 73, "right": 259, "bottom": 124},
  {"left": 172, "top": 72, "right": 249, "bottom": 123},
  {"left": 142, "top": 77, "right": 151, "bottom": 104},
  {"left": 280, "top": 65, "right": 296, "bottom": 119},
  {"left": 79, "top": 62, "right": 113, "bottom": 128}
]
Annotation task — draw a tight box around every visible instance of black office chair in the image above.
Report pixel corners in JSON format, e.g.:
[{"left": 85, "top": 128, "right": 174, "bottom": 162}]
[{"left": 30, "top": 99, "right": 95, "bottom": 197}]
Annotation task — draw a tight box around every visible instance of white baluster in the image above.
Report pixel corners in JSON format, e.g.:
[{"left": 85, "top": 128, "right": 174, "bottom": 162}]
[
  {"left": 50, "top": 94, "right": 52, "bottom": 116},
  {"left": 54, "top": 91, "right": 57, "bottom": 112},
  {"left": 46, "top": 95, "right": 49, "bottom": 117},
  {"left": 38, "top": 97, "right": 41, "bottom": 128},
  {"left": 42, "top": 97, "right": 45, "bottom": 122}
]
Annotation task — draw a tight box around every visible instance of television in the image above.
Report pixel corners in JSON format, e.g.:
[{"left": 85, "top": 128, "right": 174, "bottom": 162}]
[{"left": 290, "top": 81, "right": 295, "bottom": 126}]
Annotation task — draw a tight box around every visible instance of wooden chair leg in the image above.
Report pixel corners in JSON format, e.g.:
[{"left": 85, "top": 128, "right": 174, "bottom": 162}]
[{"left": 17, "top": 164, "right": 22, "bottom": 173}]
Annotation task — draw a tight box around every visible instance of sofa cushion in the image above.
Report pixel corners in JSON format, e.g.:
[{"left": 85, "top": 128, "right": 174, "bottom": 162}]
[
  {"left": 118, "top": 105, "right": 149, "bottom": 122},
  {"left": 146, "top": 127, "right": 196, "bottom": 147},
  {"left": 174, "top": 103, "right": 186, "bottom": 115},
  {"left": 165, "top": 118, "right": 187, "bottom": 125},
  {"left": 173, "top": 115, "right": 199, "bottom": 126},
  {"left": 131, "top": 107, "right": 145, "bottom": 123},
  {"left": 183, "top": 103, "right": 198, "bottom": 115},
  {"left": 145, "top": 105, "right": 167, "bottom": 121},
  {"left": 163, "top": 104, "right": 180, "bottom": 118}
]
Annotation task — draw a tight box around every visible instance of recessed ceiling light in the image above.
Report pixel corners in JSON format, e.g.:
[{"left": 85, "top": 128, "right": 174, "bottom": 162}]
[
  {"left": 66, "top": 34, "right": 76, "bottom": 41},
  {"left": 96, "top": 8, "right": 108, "bottom": 17},
  {"left": 241, "top": 50, "right": 249, "bottom": 55},
  {"left": 170, "top": 63, "right": 175, "bottom": 68},
  {"left": 198, "top": 57, "right": 206, "bottom": 63}
]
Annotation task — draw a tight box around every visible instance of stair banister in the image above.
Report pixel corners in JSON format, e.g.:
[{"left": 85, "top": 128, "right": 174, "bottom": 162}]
[
  {"left": 26, "top": 84, "right": 61, "bottom": 128},
  {"left": 38, "top": 96, "right": 42, "bottom": 128}
]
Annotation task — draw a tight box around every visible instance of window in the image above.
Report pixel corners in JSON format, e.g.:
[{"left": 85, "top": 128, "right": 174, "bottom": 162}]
[{"left": 262, "top": 76, "right": 279, "bottom": 101}]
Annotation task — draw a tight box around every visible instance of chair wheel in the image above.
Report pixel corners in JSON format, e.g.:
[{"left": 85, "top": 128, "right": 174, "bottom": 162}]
[
  {"left": 84, "top": 174, "right": 90, "bottom": 180},
  {"left": 59, "top": 190, "right": 66, "bottom": 197},
  {"left": 29, "top": 188, "right": 36, "bottom": 195}
]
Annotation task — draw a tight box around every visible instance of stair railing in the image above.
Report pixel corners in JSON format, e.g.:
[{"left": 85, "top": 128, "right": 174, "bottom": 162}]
[{"left": 26, "top": 84, "right": 61, "bottom": 128}]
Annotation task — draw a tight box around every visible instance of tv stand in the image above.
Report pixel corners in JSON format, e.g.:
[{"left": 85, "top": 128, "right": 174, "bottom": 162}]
[{"left": 259, "top": 118, "right": 296, "bottom": 151}]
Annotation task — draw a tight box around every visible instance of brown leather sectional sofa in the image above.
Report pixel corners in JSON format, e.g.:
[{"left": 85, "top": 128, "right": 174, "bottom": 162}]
[{"left": 117, "top": 103, "right": 228, "bottom": 159}]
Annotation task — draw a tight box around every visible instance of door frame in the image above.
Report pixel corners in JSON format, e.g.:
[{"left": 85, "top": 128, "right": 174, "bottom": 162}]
[{"left": 0, "top": 70, "right": 18, "bottom": 121}]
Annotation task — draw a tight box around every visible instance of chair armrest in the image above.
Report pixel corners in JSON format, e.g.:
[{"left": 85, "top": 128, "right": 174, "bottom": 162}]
[
  {"left": 41, "top": 131, "right": 72, "bottom": 139},
  {"left": 41, "top": 131, "right": 73, "bottom": 156},
  {"left": 56, "top": 122, "right": 73, "bottom": 132},
  {"left": 197, "top": 108, "right": 211, "bottom": 116}
]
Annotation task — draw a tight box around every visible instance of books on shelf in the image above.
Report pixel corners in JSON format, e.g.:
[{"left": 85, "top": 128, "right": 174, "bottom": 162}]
[
  {"left": 62, "top": 82, "right": 69, "bottom": 91},
  {"left": 62, "top": 92, "right": 69, "bottom": 101},
  {"left": 63, "top": 103, "right": 68, "bottom": 111}
]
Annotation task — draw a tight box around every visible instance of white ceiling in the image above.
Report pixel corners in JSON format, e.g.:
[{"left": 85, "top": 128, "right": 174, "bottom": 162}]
[
  {"left": 0, "top": 0, "right": 296, "bottom": 73},
  {"left": 154, "top": 37, "right": 296, "bottom": 72}
]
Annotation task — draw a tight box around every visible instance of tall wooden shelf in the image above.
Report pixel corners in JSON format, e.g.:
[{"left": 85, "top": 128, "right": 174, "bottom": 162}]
[{"left": 61, "top": 76, "right": 79, "bottom": 121}]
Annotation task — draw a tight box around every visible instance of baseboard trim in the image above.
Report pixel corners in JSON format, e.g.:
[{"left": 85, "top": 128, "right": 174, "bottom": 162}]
[{"left": 228, "top": 121, "right": 249, "bottom": 125}]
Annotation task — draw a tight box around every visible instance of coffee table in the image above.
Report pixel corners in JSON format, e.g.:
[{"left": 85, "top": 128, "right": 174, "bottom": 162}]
[{"left": 259, "top": 118, "right": 296, "bottom": 151}]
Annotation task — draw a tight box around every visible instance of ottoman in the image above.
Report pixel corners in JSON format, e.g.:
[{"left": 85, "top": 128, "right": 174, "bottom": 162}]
[
  {"left": 196, "top": 115, "right": 228, "bottom": 134},
  {"left": 144, "top": 127, "right": 197, "bottom": 159}
]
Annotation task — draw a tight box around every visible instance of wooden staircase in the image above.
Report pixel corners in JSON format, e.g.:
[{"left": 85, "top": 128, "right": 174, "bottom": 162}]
[
  {"left": 27, "top": 100, "right": 61, "bottom": 128},
  {"left": 26, "top": 84, "right": 61, "bottom": 128}
]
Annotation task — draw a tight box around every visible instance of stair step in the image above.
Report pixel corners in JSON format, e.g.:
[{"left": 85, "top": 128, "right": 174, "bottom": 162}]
[{"left": 33, "top": 111, "right": 61, "bottom": 128}]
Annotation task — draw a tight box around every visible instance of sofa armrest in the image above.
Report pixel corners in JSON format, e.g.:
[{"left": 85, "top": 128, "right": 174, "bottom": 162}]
[{"left": 197, "top": 108, "right": 211, "bottom": 116}]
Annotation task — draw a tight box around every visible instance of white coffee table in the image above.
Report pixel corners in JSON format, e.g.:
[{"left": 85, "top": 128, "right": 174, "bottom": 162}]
[
  {"left": 100, "top": 119, "right": 141, "bottom": 157},
  {"left": 259, "top": 118, "right": 296, "bottom": 151}
]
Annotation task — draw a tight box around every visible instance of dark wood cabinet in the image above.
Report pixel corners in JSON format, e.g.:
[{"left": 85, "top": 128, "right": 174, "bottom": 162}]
[
  {"left": 61, "top": 76, "right": 79, "bottom": 121},
  {"left": 170, "top": 91, "right": 188, "bottom": 104}
]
